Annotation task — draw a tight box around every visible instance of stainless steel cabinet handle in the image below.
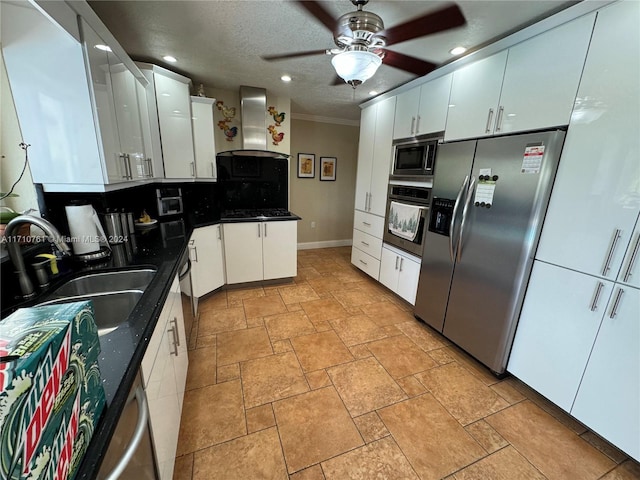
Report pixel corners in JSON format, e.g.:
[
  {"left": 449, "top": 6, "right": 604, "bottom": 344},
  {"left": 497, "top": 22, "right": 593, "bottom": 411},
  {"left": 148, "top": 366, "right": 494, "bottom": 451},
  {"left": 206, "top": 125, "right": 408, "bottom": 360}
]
[
  {"left": 456, "top": 176, "right": 476, "bottom": 262},
  {"left": 120, "top": 154, "right": 129, "bottom": 179},
  {"left": 495, "top": 106, "right": 504, "bottom": 132},
  {"left": 217, "top": 225, "right": 222, "bottom": 240},
  {"left": 258, "top": 223, "right": 261, "bottom": 238},
  {"left": 264, "top": 223, "right": 267, "bottom": 237},
  {"left": 622, "top": 232, "right": 640, "bottom": 282},
  {"left": 362, "top": 221, "right": 372, "bottom": 227},
  {"left": 190, "top": 161, "right": 195, "bottom": 177},
  {"left": 410, "top": 117, "right": 416, "bottom": 135},
  {"left": 359, "top": 259, "right": 368, "bottom": 266},
  {"left": 399, "top": 257, "right": 404, "bottom": 272},
  {"left": 395, "top": 256, "right": 399, "bottom": 270},
  {"left": 146, "top": 158, "right": 153, "bottom": 177},
  {"left": 104, "top": 386, "right": 149, "bottom": 480},
  {"left": 609, "top": 287, "right": 624, "bottom": 318},
  {"left": 211, "top": 161, "right": 215, "bottom": 177},
  {"left": 169, "top": 323, "right": 178, "bottom": 355},
  {"left": 364, "top": 192, "right": 368, "bottom": 211},
  {"left": 361, "top": 241, "right": 369, "bottom": 247},
  {"left": 127, "top": 155, "right": 134, "bottom": 179},
  {"left": 415, "top": 115, "right": 421, "bottom": 134},
  {"left": 601, "top": 228, "right": 622, "bottom": 276},
  {"left": 450, "top": 175, "right": 469, "bottom": 262},
  {"left": 171, "top": 317, "right": 181, "bottom": 346},
  {"left": 368, "top": 193, "right": 372, "bottom": 211},
  {"left": 485, "top": 109, "right": 494, "bottom": 133},
  {"left": 589, "top": 281, "right": 604, "bottom": 311},
  {"left": 191, "top": 245, "right": 198, "bottom": 262}
]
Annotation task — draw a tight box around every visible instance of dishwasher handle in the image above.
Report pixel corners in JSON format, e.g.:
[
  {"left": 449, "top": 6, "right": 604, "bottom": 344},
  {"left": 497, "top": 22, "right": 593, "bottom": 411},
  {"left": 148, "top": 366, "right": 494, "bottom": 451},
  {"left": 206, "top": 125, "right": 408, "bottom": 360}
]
[{"left": 104, "top": 386, "right": 150, "bottom": 480}]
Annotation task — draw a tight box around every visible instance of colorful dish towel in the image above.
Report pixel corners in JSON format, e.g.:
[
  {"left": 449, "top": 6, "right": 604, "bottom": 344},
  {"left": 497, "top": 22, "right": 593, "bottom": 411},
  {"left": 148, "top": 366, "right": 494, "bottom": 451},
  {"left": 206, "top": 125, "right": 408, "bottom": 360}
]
[{"left": 388, "top": 201, "right": 423, "bottom": 241}]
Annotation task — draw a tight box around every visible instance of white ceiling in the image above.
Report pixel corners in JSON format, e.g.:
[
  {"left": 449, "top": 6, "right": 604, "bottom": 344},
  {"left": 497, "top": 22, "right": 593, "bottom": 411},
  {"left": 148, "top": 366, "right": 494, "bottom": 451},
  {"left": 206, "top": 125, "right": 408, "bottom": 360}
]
[{"left": 87, "top": 0, "right": 580, "bottom": 121}]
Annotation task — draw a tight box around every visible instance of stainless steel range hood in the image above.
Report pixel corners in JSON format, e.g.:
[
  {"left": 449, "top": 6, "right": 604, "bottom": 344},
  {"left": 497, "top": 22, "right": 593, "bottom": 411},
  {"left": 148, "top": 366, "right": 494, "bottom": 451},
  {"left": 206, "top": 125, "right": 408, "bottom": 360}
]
[{"left": 216, "top": 86, "right": 289, "bottom": 158}]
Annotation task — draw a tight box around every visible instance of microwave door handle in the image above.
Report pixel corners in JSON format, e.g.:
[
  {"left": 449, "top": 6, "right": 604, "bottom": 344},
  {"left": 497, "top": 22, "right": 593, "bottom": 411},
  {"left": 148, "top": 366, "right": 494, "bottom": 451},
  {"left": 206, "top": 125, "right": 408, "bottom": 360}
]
[
  {"left": 423, "top": 143, "right": 431, "bottom": 172},
  {"left": 449, "top": 175, "right": 469, "bottom": 262},
  {"left": 457, "top": 176, "right": 476, "bottom": 263}
]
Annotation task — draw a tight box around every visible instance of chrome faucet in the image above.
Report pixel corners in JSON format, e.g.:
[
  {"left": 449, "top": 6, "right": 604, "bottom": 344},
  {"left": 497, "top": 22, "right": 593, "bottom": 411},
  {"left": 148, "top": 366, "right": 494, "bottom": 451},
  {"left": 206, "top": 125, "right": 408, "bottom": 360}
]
[{"left": 5, "top": 215, "right": 71, "bottom": 299}]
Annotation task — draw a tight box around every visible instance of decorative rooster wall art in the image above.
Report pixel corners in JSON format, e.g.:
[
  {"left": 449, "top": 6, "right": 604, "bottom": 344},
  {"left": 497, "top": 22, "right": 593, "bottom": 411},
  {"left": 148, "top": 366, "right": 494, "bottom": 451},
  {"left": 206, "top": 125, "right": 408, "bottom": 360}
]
[
  {"left": 268, "top": 106, "right": 286, "bottom": 126},
  {"left": 215, "top": 100, "right": 238, "bottom": 142},
  {"left": 267, "top": 125, "right": 284, "bottom": 146}
]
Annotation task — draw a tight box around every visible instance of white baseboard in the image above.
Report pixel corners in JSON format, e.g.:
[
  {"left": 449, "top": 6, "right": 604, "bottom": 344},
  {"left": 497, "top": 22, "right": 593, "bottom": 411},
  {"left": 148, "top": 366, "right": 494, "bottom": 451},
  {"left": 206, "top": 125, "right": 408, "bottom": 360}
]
[{"left": 297, "top": 239, "right": 353, "bottom": 250}]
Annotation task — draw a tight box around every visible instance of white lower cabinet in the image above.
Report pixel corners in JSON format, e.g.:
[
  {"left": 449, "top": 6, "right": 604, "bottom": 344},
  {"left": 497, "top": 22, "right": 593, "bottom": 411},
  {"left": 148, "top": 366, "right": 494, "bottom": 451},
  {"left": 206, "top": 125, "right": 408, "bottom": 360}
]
[
  {"left": 189, "top": 224, "right": 225, "bottom": 297},
  {"left": 141, "top": 275, "right": 188, "bottom": 479},
  {"left": 223, "top": 221, "right": 297, "bottom": 284},
  {"left": 379, "top": 245, "right": 421, "bottom": 304},
  {"left": 509, "top": 260, "right": 640, "bottom": 461},
  {"left": 351, "top": 210, "right": 385, "bottom": 280}
]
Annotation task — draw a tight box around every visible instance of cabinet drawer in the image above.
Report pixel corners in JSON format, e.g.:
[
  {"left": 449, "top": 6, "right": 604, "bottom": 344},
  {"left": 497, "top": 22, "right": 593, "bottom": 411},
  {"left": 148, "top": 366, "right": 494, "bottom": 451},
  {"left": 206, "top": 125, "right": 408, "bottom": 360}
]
[
  {"left": 353, "top": 229, "right": 383, "bottom": 260},
  {"left": 351, "top": 247, "right": 381, "bottom": 280},
  {"left": 353, "top": 210, "right": 385, "bottom": 239}
]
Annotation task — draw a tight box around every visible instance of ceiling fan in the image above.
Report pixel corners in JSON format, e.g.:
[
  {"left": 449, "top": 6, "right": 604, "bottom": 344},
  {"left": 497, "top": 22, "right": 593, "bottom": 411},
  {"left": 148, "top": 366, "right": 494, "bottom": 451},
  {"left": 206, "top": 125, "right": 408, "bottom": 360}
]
[{"left": 262, "top": 0, "right": 466, "bottom": 88}]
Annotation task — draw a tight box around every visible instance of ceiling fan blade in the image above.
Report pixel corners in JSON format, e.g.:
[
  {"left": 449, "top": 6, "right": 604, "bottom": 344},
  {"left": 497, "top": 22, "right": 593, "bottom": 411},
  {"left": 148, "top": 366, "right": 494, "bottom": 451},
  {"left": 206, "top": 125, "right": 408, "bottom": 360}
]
[
  {"left": 261, "top": 49, "right": 328, "bottom": 61},
  {"left": 381, "top": 50, "right": 438, "bottom": 76},
  {"left": 382, "top": 4, "right": 466, "bottom": 46},
  {"left": 295, "top": 1, "right": 337, "bottom": 32}
]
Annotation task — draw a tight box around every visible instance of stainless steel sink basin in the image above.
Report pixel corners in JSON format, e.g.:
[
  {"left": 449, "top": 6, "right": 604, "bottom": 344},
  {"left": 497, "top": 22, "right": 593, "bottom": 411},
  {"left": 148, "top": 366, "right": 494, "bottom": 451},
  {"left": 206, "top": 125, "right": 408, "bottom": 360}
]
[
  {"left": 50, "top": 268, "right": 156, "bottom": 297},
  {"left": 36, "top": 290, "right": 144, "bottom": 336}
]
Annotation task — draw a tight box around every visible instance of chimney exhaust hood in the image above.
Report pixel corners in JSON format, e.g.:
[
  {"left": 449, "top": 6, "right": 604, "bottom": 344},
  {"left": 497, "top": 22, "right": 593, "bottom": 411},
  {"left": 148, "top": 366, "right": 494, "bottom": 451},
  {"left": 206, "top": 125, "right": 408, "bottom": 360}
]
[{"left": 217, "top": 86, "right": 289, "bottom": 158}]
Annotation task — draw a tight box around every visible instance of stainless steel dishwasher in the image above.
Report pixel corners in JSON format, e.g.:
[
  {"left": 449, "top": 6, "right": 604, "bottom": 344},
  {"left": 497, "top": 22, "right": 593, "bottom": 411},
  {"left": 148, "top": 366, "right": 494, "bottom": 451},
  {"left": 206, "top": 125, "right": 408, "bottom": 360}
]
[{"left": 97, "top": 372, "right": 157, "bottom": 479}]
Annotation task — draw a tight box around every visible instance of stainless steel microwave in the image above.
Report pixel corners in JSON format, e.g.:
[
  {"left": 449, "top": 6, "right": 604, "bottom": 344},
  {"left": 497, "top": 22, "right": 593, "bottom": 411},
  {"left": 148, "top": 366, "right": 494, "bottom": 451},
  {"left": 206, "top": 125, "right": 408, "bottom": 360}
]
[{"left": 391, "top": 136, "right": 441, "bottom": 181}]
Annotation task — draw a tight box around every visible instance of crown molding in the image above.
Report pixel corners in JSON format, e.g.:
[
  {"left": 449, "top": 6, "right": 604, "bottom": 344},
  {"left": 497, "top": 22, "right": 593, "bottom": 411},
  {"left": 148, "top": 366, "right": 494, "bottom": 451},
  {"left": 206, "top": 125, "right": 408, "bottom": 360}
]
[{"left": 291, "top": 113, "right": 359, "bottom": 127}]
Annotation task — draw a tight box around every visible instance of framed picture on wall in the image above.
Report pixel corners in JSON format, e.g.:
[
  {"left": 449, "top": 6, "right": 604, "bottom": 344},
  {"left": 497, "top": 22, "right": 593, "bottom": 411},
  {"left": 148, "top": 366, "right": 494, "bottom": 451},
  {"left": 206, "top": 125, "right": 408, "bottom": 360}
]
[
  {"left": 297, "top": 153, "right": 315, "bottom": 178},
  {"left": 319, "top": 157, "right": 336, "bottom": 181}
]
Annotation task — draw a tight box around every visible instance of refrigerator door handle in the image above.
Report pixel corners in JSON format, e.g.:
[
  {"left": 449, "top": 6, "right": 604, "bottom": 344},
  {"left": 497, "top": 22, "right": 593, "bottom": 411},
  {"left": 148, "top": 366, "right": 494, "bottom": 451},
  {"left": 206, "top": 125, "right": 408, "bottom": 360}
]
[
  {"left": 450, "top": 175, "right": 469, "bottom": 262},
  {"left": 456, "top": 176, "right": 476, "bottom": 263}
]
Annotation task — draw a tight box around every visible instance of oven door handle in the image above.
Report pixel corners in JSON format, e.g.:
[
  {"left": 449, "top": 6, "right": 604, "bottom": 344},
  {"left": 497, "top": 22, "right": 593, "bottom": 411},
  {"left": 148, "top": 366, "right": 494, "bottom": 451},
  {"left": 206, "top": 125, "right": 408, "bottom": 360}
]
[{"left": 450, "top": 175, "right": 469, "bottom": 262}]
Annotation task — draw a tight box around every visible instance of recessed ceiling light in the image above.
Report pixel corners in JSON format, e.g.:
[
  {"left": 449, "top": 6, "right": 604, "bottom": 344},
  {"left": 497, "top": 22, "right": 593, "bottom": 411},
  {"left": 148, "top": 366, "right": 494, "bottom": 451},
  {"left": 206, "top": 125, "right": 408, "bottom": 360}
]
[
  {"left": 369, "top": 90, "right": 378, "bottom": 96},
  {"left": 94, "top": 44, "right": 112, "bottom": 52},
  {"left": 163, "top": 55, "right": 177, "bottom": 63},
  {"left": 449, "top": 46, "right": 467, "bottom": 56},
  {"left": 281, "top": 75, "right": 292, "bottom": 82}
]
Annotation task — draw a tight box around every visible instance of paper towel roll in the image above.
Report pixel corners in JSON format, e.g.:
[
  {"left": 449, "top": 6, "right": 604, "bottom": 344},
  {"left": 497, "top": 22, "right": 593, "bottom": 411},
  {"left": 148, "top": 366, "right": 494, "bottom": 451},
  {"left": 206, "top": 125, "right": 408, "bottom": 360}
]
[{"left": 65, "top": 204, "right": 107, "bottom": 255}]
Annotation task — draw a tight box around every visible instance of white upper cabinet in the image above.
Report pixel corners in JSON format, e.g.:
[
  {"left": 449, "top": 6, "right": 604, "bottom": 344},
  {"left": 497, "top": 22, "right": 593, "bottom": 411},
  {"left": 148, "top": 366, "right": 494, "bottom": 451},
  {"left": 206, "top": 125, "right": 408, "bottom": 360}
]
[
  {"left": 354, "top": 105, "right": 377, "bottom": 213},
  {"left": 394, "top": 74, "right": 452, "bottom": 140},
  {"left": 445, "top": 13, "right": 595, "bottom": 141},
  {"left": 445, "top": 50, "right": 508, "bottom": 141},
  {"left": 536, "top": 1, "right": 640, "bottom": 280},
  {"left": 191, "top": 97, "right": 217, "bottom": 180},
  {"left": 138, "top": 63, "right": 196, "bottom": 179}
]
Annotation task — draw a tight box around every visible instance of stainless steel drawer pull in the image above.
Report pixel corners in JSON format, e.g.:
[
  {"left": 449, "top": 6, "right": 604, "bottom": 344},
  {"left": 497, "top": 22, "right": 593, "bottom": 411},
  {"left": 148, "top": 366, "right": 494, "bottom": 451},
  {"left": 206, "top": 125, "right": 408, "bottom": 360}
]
[
  {"left": 361, "top": 241, "right": 370, "bottom": 247},
  {"left": 485, "top": 109, "right": 494, "bottom": 133},
  {"left": 589, "top": 281, "right": 604, "bottom": 312},
  {"left": 609, "top": 288, "right": 624, "bottom": 319},
  {"left": 601, "top": 228, "right": 622, "bottom": 276},
  {"left": 362, "top": 222, "right": 371, "bottom": 227},
  {"left": 359, "top": 259, "right": 368, "bottom": 266},
  {"left": 623, "top": 232, "right": 640, "bottom": 282}
]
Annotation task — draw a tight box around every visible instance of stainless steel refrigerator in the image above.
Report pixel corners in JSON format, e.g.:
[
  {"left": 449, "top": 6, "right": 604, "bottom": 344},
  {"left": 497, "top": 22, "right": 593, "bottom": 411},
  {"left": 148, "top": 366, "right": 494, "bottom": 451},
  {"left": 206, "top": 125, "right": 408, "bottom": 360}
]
[{"left": 414, "top": 130, "right": 566, "bottom": 374}]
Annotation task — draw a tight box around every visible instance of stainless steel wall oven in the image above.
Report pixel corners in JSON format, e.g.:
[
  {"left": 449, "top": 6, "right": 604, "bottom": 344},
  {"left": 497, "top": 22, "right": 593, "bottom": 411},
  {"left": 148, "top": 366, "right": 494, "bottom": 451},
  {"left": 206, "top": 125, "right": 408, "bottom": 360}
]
[{"left": 383, "top": 184, "right": 431, "bottom": 257}]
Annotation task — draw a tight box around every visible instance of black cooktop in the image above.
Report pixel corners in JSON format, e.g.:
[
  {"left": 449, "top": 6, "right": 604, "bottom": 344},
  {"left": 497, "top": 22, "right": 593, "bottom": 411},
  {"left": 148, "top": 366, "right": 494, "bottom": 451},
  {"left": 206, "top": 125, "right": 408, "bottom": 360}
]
[{"left": 221, "top": 208, "right": 293, "bottom": 219}]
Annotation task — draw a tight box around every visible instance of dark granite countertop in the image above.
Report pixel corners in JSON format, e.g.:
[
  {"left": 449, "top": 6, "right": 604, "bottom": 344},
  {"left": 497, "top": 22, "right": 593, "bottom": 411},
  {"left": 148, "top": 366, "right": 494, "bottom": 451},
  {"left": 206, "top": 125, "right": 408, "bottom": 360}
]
[{"left": 1, "top": 211, "right": 301, "bottom": 478}]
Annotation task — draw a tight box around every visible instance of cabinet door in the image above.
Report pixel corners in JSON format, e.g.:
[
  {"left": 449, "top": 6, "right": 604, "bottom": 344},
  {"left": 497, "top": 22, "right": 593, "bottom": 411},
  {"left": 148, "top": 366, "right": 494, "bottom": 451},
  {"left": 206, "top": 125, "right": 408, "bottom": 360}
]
[
  {"left": 571, "top": 285, "right": 639, "bottom": 461},
  {"left": 445, "top": 50, "right": 508, "bottom": 141},
  {"left": 379, "top": 247, "right": 400, "bottom": 293},
  {"left": 154, "top": 74, "right": 196, "bottom": 178},
  {"left": 393, "top": 88, "right": 420, "bottom": 139},
  {"left": 508, "top": 261, "right": 614, "bottom": 412},
  {"left": 355, "top": 105, "right": 376, "bottom": 212},
  {"left": 536, "top": 0, "right": 640, "bottom": 280},
  {"left": 263, "top": 221, "right": 297, "bottom": 280},
  {"left": 191, "top": 98, "right": 217, "bottom": 179},
  {"left": 396, "top": 254, "right": 421, "bottom": 305},
  {"left": 223, "top": 222, "right": 263, "bottom": 284},
  {"left": 136, "top": 79, "right": 163, "bottom": 179},
  {"left": 497, "top": 13, "right": 595, "bottom": 134},
  {"left": 416, "top": 74, "right": 452, "bottom": 136},
  {"left": 190, "top": 225, "right": 225, "bottom": 297},
  {"left": 169, "top": 276, "right": 188, "bottom": 411},
  {"left": 369, "top": 96, "right": 396, "bottom": 216}
]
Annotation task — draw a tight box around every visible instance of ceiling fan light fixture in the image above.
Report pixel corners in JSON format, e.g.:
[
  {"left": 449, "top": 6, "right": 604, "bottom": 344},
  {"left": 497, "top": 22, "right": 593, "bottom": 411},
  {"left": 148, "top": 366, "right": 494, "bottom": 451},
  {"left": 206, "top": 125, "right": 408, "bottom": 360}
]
[{"left": 331, "top": 50, "right": 382, "bottom": 88}]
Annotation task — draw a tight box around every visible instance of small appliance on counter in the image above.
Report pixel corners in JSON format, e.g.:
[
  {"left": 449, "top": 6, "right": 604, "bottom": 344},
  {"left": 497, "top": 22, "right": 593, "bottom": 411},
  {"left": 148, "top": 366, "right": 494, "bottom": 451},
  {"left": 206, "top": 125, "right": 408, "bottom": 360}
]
[{"left": 65, "top": 202, "right": 111, "bottom": 262}]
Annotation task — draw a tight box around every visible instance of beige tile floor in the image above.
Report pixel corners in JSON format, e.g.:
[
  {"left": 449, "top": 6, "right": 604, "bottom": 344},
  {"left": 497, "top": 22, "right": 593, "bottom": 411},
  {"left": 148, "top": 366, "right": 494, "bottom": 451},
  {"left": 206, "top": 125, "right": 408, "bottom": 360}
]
[{"left": 173, "top": 247, "right": 640, "bottom": 480}]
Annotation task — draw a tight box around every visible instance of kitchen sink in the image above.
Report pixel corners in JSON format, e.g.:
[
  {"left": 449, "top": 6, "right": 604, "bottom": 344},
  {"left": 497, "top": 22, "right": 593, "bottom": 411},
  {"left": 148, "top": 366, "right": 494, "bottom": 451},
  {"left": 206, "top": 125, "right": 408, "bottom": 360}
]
[
  {"left": 35, "top": 290, "right": 144, "bottom": 336},
  {"left": 49, "top": 268, "right": 156, "bottom": 297}
]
